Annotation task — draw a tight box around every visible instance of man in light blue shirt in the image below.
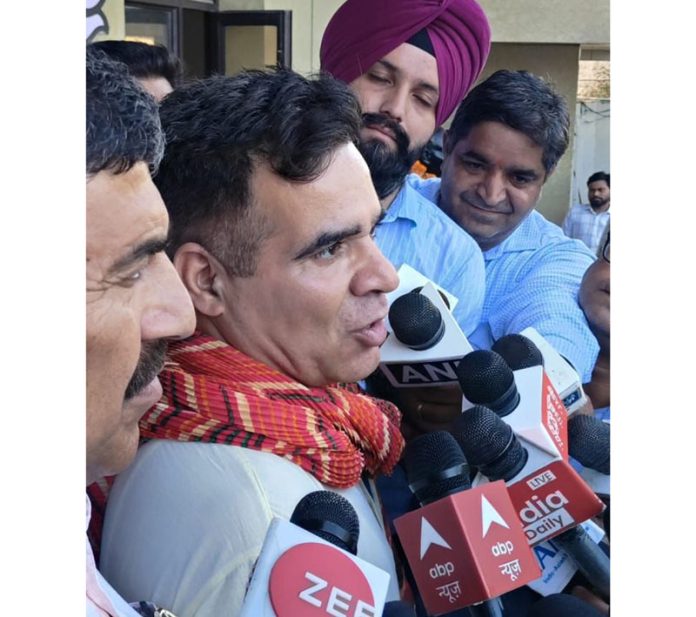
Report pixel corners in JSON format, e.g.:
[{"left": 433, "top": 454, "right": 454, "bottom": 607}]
[
  {"left": 413, "top": 70, "right": 599, "bottom": 381},
  {"left": 374, "top": 174, "right": 485, "bottom": 334},
  {"left": 320, "top": 0, "right": 492, "bottom": 336}
]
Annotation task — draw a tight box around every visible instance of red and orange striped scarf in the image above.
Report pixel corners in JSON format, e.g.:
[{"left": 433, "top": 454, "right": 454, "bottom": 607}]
[{"left": 141, "top": 332, "right": 404, "bottom": 487}]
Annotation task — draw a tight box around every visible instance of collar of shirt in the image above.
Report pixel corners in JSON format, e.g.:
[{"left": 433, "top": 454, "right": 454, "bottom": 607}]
[
  {"left": 580, "top": 202, "right": 610, "bottom": 216},
  {"left": 404, "top": 175, "right": 551, "bottom": 259},
  {"left": 482, "top": 211, "right": 553, "bottom": 261}
]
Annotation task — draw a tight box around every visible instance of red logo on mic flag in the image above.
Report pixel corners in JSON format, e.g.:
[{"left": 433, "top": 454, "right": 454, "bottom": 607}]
[
  {"left": 394, "top": 481, "right": 540, "bottom": 615},
  {"left": 507, "top": 459, "right": 604, "bottom": 545},
  {"left": 269, "top": 543, "right": 377, "bottom": 617}
]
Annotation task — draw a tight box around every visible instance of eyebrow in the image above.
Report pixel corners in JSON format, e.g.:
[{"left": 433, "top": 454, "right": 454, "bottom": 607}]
[
  {"left": 375, "top": 60, "right": 439, "bottom": 96},
  {"left": 107, "top": 236, "right": 169, "bottom": 275},
  {"left": 294, "top": 210, "right": 384, "bottom": 261}
]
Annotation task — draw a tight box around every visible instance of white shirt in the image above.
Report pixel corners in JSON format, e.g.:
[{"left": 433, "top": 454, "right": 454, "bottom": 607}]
[
  {"left": 562, "top": 202, "right": 610, "bottom": 254},
  {"left": 86, "top": 496, "right": 141, "bottom": 617},
  {"left": 99, "top": 441, "right": 400, "bottom": 617}
]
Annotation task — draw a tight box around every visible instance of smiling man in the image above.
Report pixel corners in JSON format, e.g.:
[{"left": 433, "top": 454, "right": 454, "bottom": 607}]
[
  {"left": 320, "top": 0, "right": 491, "bottom": 337},
  {"left": 97, "top": 70, "right": 405, "bottom": 616},
  {"left": 86, "top": 46, "right": 195, "bottom": 616},
  {"left": 413, "top": 70, "right": 599, "bottom": 383}
]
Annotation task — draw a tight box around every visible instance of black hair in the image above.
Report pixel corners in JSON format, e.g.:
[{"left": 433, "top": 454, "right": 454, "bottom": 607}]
[
  {"left": 155, "top": 68, "right": 362, "bottom": 277},
  {"left": 448, "top": 70, "right": 570, "bottom": 175},
  {"left": 587, "top": 171, "right": 610, "bottom": 187},
  {"left": 91, "top": 40, "right": 182, "bottom": 87},
  {"left": 86, "top": 45, "right": 164, "bottom": 176}
]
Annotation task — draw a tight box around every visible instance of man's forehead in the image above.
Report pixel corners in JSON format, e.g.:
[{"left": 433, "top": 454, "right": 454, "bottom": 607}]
[
  {"left": 375, "top": 43, "right": 439, "bottom": 92},
  {"left": 87, "top": 165, "right": 170, "bottom": 260},
  {"left": 455, "top": 124, "right": 544, "bottom": 169},
  {"left": 250, "top": 145, "right": 380, "bottom": 240}
]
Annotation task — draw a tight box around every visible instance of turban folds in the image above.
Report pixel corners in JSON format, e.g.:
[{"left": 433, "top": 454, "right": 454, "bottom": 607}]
[{"left": 320, "top": 0, "right": 491, "bottom": 126}]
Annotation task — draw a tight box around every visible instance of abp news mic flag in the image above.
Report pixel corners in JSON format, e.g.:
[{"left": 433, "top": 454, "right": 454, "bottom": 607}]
[{"left": 393, "top": 432, "right": 540, "bottom": 616}]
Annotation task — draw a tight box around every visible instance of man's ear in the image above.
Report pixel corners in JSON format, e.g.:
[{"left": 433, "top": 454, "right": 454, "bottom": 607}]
[{"left": 173, "top": 243, "right": 226, "bottom": 318}]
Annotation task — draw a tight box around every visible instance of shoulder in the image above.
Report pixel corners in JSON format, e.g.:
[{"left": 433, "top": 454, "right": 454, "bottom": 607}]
[
  {"left": 495, "top": 212, "right": 594, "bottom": 274},
  {"left": 530, "top": 211, "right": 592, "bottom": 253}
]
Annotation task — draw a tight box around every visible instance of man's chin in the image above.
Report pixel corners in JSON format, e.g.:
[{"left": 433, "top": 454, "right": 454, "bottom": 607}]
[{"left": 335, "top": 350, "right": 382, "bottom": 385}]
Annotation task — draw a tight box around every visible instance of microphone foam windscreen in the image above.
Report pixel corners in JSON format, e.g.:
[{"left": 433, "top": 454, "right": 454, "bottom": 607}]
[
  {"left": 492, "top": 334, "right": 544, "bottom": 370},
  {"left": 290, "top": 490, "right": 360, "bottom": 555},
  {"left": 403, "top": 431, "right": 470, "bottom": 506},
  {"left": 410, "top": 285, "right": 451, "bottom": 310},
  {"left": 526, "top": 593, "right": 605, "bottom": 617},
  {"left": 455, "top": 350, "right": 520, "bottom": 416},
  {"left": 568, "top": 415, "right": 610, "bottom": 474},
  {"left": 451, "top": 405, "right": 528, "bottom": 481},
  {"left": 382, "top": 601, "right": 416, "bottom": 616},
  {"left": 389, "top": 291, "right": 445, "bottom": 350}
]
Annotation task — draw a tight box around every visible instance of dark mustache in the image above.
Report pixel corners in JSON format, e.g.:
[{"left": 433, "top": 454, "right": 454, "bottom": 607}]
[
  {"left": 124, "top": 339, "right": 168, "bottom": 400},
  {"left": 361, "top": 113, "right": 411, "bottom": 153}
]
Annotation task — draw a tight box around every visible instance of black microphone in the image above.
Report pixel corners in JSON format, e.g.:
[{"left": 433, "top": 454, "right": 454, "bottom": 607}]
[
  {"left": 410, "top": 285, "right": 452, "bottom": 310},
  {"left": 453, "top": 410, "right": 610, "bottom": 601},
  {"left": 492, "top": 334, "right": 544, "bottom": 370},
  {"left": 403, "top": 430, "right": 471, "bottom": 505},
  {"left": 382, "top": 600, "right": 416, "bottom": 616},
  {"left": 456, "top": 350, "right": 520, "bottom": 416},
  {"left": 568, "top": 415, "right": 610, "bottom": 475},
  {"left": 290, "top": 490, "right": 360, "bottom": 555},
  {"left": 389, "top": 291, "right": 445, "bottom": 351},
  {"left": 526, "top": 593, "right": 605, "bottom": 617},
  {"left": 450, "top": 405, "right": 528, "bottom": 481},
  {"left": 241, "top": 490, "right": 392, "bottom": 616},
  {"left": 401, "top": 432, "right": 505, "bottom": 617}
]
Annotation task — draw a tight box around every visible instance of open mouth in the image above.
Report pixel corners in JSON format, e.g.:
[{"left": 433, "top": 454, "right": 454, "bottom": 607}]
[{"left": 355, "top": 317, "right": 389, "bottom": 347}]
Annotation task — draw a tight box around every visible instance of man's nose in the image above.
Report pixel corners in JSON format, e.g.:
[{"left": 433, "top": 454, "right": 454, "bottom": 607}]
[{"left": 477, "top": 170, "right": 506, "bottom": 206}]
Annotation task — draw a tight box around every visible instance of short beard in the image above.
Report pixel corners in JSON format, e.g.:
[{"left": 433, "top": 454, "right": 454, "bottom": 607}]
[
  {"left": 358, "top": 113, "right": 424, "bottom": 200},
  {"left": 124, "top": 340, "right": 168, "bottom": 399},
  {"left": 590, "top": 197, "right": 609, "bottom": 209}
]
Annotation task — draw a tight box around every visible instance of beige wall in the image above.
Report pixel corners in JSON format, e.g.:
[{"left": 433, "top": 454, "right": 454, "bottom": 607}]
[
  {"left": 265, "top": 0, "right": 313, "bottom": 75},
  {"left": 91, "top": 0, "right": 125, "bottom": 41},
  {"left": 219, "top": 0, "right": 264, "bottom": 8},
  {"left": 477, "top": 43, "right": 581, "bottom": 224},
  {"left": 307, "top": 0, "right": 608, "bottom": 71},
  {"left": 477, "top": 0, "right": 609, "bottom": 45}
]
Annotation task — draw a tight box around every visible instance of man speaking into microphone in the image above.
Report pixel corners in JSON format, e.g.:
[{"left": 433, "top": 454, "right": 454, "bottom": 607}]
[{"left": 97, "top": 69, "right": 405, "bottom": 616}]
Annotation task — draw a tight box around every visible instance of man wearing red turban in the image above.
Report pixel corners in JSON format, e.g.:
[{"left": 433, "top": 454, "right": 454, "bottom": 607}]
[{"left": 321, "top": 0, "right": 492, "bottom": 339}]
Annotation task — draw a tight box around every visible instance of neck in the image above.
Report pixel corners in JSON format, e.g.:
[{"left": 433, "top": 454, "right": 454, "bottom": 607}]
[{"left": 380, "top": 187, "right": 401, "bottom": 210}]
